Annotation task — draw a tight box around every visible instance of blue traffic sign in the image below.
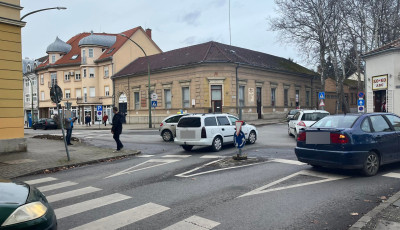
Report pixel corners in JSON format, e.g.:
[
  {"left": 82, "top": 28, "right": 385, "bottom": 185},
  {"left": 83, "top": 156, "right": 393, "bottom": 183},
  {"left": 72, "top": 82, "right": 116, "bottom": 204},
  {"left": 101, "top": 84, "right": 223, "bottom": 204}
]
[
  {"left": 151, "top": 100, "right": 157, "bottom": 108},
  {"left": 358, "top": 99, "right": 365, "bottom": 106},
  {"left": 358, "top": 106, "right": 364, "bottom": 111},
  {"left": 319, "top": 92, "right": 325, "bottom": 100},
  {"left": 97, "top": 105, "right": 102, "bottom": 111},
  {"left": 358, "top": 92, "right": 364, "bottom": 98}
]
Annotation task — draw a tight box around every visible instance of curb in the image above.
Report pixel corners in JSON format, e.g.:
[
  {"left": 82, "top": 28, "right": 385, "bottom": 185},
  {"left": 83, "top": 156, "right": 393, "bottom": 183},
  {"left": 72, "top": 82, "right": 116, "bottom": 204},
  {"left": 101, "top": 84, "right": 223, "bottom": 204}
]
[
  {"left": 349, "top": 189, "right": 400, "bottom": 230},
  {"left": 14, "top": 150, "right": 141, "bottom": 179}
]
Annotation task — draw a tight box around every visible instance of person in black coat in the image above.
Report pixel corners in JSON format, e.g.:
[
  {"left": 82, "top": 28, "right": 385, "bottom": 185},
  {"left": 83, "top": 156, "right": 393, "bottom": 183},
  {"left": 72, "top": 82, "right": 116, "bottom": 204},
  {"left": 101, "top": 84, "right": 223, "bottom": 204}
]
[{"left": 111, "top": 106, "right": 124, "bottom": 152}]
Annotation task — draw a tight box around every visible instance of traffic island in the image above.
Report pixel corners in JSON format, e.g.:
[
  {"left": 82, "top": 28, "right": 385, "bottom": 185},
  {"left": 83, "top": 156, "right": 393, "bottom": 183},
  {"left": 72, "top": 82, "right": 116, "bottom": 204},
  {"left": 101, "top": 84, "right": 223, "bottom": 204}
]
[{"left": 232, "top": 154, "right": 248, "bottom": 160}]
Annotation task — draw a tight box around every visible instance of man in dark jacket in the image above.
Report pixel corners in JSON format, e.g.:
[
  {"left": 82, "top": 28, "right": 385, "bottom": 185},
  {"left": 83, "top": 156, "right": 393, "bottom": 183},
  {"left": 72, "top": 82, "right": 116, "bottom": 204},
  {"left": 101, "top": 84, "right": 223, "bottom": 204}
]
[{"left": 111, "top": 107, "right": 124, "bottom": 152}]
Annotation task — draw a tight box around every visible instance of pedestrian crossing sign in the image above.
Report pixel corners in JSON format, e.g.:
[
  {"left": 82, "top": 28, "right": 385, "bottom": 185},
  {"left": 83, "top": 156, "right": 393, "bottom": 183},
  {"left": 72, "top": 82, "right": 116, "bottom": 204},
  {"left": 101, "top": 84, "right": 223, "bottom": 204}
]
[{"left": 319, "top": 99, "right": 325, "bottom": 107}]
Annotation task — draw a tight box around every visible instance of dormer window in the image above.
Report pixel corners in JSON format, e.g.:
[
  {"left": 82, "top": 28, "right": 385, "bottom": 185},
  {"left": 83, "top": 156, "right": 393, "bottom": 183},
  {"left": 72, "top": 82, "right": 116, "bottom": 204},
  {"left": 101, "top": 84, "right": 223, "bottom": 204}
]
[
  {"left": 27, "top": 65, "right": 31, "bottom": 72},
  {"left": 71, "top": 54, "right": 79, "bottom": 60},
  {"left": 51, "top": 55, "right": 55, "bottom": 63}
]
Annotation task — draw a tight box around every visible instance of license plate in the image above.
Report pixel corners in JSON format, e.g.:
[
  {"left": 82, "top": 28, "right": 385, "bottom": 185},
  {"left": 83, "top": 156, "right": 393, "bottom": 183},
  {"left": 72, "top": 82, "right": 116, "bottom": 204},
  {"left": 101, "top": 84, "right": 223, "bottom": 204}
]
[
  {"left": 306, "top": 132, "right": 330, "bottom": 144},
  {"left": 180, "top": 130, "right": 196, "bottom": 139}
]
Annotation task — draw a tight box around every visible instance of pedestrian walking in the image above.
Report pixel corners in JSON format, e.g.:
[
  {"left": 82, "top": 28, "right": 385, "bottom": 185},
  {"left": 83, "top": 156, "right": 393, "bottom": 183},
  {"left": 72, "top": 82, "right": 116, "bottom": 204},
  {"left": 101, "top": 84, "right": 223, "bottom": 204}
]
[
  {"left": 111, "top": 107, "right": 124, "bottom": 152},
  {"left": 85, "top": 114, "right": 91, "bottom": 126},
  {"left": 65, "top": 117, "right": 77, "bottom": 145},
  {"left": 102, "top": 113, "right": 109, "bottom": 126}
]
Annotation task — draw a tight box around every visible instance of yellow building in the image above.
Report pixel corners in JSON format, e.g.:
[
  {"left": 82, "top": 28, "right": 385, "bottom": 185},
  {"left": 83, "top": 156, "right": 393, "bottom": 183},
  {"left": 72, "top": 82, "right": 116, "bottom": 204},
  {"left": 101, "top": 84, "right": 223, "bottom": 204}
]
[
  {"left": 36, "top": 27, "right": 161, "bottom": 124},
  {"left": 0, "top": 0, "right": 27, "bottom": 153}
]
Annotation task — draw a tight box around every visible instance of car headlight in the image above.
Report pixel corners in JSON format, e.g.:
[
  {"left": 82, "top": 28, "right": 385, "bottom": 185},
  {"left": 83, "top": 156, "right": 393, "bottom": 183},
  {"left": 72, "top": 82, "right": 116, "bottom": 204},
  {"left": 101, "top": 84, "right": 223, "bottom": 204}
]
[{"left": 1, "top": 201, "right": 47, "bottom": 227}]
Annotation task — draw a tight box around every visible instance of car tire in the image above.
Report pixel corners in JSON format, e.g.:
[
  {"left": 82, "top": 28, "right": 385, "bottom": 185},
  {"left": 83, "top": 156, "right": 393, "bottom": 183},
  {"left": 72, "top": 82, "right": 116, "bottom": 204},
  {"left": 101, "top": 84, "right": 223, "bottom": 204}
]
[
  {"left": 248, "top": 131, "right": 257, "bottom": 144},
  {"left": 162, "top": 130, "right": 173, "bottom": 142},
  {"left": 288, "top": 126, "right": 293, "bottom": 136},
  {"left": 211, "top": 136, "right": 223, "bottom": 152},
  {"left": 362, "top": 151, "right": 380, "bottom": 176},
  {"left": 182, "top": 145, "right": 193, "bottom": 151},
  {"left": 33, "top": 127, "right": 36, "bottom": 130}
]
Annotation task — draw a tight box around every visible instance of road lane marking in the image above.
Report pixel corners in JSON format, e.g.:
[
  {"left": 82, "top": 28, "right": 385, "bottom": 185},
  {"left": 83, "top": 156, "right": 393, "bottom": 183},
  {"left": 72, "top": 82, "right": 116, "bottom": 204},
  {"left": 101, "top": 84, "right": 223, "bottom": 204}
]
[
  {"left": 24, "top": 177, "right": 58, "bottom": 185},
  {"left": 163, "top": 215, "right": 220, "bottom": 230},
  {"left": 106, "top": 159, "right": 180, "bottom": 178},
  {"left": 271, "top": 158, "right": 307, "bottom": 165},
  {"left": 46, "top": 187, "right": 102, "bottom": 203},
  {"left": 383, "top": 172, "right": 400, "bottom": 179},
  {"left": 162, "top": 154, "right": 191, "bottom": 158},
  {"left": 55, "top": 193, "right": 130, "bottom": 219},
  {"left": 175, "top": 159, "right": 266, "bottom": 178},
  {"left": 200, "top": 155, "right": 223, "bottom": 159},
  {"left": 137, "top": 154, "right": 155, "bottom": 158},
  {"left": 238, "top": 170, "right": 348, "bottom": 198},
  {"left": 70, "top": 202, "right": 169, "bottom": 230},
  {"left": 37, "top": 181, "right": 78, "bottom": 192}
]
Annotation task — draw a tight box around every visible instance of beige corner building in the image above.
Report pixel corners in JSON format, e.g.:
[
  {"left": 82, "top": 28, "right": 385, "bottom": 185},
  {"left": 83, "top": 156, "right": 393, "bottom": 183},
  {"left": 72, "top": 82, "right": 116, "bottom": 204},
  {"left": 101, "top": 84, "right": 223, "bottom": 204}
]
[
  {"left": 0, "top": 0, "right": 26, "bottom": 153},
  {"left": 36, "top": 27, "right": 161, "bottom": 124}
]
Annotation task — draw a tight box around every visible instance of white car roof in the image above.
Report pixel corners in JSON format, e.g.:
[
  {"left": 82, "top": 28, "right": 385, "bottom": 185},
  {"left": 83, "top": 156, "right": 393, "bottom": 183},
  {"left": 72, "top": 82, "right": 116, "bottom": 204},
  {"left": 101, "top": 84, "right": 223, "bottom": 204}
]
[{"left": 301, "top": 110, "right": 329, "bottom": 114}]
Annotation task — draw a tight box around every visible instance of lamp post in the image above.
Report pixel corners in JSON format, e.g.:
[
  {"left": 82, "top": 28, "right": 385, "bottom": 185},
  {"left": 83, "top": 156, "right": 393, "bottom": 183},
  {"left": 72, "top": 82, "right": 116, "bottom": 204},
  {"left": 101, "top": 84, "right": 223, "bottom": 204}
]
[
  {"left": 119, "top": 33, "right": 152, "bottom": 128},
  {"left": 21, "top": 7, "right": 67, "bottom": 20}
]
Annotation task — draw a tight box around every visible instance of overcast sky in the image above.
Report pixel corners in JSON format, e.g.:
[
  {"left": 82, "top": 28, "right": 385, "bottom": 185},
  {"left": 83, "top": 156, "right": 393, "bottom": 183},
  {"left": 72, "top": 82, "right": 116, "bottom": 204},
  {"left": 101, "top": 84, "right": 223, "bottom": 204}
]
[{"left": 20, "top": 0, "right": 310, "bottom": 69}]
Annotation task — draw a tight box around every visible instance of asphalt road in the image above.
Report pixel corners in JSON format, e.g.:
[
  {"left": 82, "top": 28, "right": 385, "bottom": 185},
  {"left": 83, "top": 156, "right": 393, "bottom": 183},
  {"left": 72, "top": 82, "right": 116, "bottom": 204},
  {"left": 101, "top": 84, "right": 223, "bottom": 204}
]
[{"left": 21, "top": 124, "right": 400, "bottom": 230}]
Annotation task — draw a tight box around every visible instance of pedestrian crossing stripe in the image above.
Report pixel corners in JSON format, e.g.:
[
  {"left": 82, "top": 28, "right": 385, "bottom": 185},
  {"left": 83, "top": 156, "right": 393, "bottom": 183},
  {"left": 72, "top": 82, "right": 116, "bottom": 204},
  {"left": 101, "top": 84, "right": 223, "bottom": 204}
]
[
  {"left": 70, "top": 203, "right": 170, "bottom": 230},
  {"left": 271, "top": 158, "right": 306, "bottom": 165},
  {"left": 46, "top": 186, "right": 102, "bottom": 203},
  {"left": 55, "top": 193, "right": 131, "bottom": 219},
  {"left": 200, "top": 155, "right": 223, "bottom": 159},
  {"left": 105, "top": 159, "right": 180, "bottom": 178},
  {"left": 163, "top": 215, "right": 220, "bottom": 230},
  {"left": 383, "top": 172, "right": 400, "bottom": 179},
  {"left": 162, "top": 154, "right": 191, "bottom": 158},
  {"left": 238, "top": 169, "right": 348, "bottom": 198},
  {"left": 24, "top": 177, "right": 58, "bottom": 185},
  {"left": 137, "top": 154, "right": 155, "bottom": 158},
  {"left": 37, "top": 181, "right": 78, "bottom": 192}
]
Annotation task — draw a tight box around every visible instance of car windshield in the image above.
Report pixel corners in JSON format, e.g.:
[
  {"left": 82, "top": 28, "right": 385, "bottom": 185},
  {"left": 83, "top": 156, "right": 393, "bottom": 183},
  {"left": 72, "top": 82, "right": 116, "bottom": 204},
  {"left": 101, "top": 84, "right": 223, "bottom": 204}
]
[
  {"left": 289, "top": 110, "right": 299, "bottom": 115},
  {"left": 177, "top": 117, "right": 201, "bottom": 127},
  {"left": 312, "top": 115, "right": 360, "bottom": 128},
  {"left": 301, "top": 112, "right": 329, "bottom": 121}
]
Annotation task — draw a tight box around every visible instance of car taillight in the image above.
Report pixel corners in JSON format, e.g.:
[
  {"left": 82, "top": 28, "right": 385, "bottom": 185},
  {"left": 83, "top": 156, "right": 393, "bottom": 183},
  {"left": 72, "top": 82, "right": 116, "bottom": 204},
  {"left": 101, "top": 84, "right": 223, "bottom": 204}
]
[
  {"left": 160, "top": 123, "right": 163, "bottom": 127},
  {"left": 297, "top": 121, "right": 306, "bottom": 127},
  {"left": 330, "top": 133, "right": 349, "bottom": 144},
  {"left": 201, "top": 127, "right": 207, "bottom": 138},
  {"left": 297, "top": 131, "right": 306, "bottom": 142}
]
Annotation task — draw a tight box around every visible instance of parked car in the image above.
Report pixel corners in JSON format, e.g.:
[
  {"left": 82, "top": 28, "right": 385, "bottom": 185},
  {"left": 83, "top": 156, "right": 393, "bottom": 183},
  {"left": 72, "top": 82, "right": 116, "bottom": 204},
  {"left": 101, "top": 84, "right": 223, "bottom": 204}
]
[
  {"left": 159, "top": 114, "right": 188, "bottom": 141},
  {"left": 174, "top": 113, "right": 258, "bottom": 152},
  {"left": 286, "top": 109, "right": 300, "bottom": 121},
  {"left": 32, "top": 118, "right": 58, "bottom": 130},
  {"left": 288, "top": 110, "right": 329, "bottom": 138},
  {"left": 295, "top": 113, "right": 400, "bottom": 176},
  {"left": 0, "top": 179, "right": 57, "bottom": 229}
]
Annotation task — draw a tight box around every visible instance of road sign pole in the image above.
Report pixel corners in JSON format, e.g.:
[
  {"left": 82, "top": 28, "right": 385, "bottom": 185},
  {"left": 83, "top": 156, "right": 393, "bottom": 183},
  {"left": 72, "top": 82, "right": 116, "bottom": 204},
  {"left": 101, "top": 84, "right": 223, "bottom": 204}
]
[{"left": 54, "top": 85, "right": 70, "bottom": 161}]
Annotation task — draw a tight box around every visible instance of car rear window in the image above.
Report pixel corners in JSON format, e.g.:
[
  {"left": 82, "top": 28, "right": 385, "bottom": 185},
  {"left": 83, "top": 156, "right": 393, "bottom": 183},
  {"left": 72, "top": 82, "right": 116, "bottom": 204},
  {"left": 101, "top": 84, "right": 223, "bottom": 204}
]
[
  {"left": 177, "top": 117, "right": 201, "bottom": 127},
  {"left": 301, "top": 113, "right": 329, "bottom": 121},
  {"left": 312, "top": 115, "right": 359, "bottom": 128}
]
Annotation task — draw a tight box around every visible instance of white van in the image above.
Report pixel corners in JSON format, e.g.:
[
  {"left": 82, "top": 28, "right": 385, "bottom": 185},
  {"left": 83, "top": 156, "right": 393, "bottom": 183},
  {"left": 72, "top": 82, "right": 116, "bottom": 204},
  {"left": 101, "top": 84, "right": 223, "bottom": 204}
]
[{"left": 174, "top": 114, "right": 258, "bottom": 151}]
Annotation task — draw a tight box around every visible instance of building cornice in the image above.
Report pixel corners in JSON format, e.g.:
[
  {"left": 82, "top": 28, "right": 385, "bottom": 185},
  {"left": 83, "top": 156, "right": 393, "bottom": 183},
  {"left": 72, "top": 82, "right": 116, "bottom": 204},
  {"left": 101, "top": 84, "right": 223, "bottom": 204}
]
[
  {"left": 0, "top": 16, "right": 26, "bottom": 27},
  {"left": 0, "top": 1, "right": 23, "bottom": 10}
]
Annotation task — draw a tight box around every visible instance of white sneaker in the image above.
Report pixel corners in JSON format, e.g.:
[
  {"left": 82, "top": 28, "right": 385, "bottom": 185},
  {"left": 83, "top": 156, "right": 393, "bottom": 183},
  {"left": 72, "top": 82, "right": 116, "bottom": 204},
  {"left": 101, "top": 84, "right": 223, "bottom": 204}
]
[{"left": 112, "top": 149, "right": 120, "bottom": 153}]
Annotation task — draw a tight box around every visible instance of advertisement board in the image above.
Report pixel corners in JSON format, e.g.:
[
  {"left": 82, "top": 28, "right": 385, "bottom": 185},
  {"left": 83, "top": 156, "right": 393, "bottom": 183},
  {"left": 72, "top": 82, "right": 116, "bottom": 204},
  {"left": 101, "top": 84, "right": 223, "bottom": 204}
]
[{"left": 372, "top": 75, "right": 388, "bottom": 90}]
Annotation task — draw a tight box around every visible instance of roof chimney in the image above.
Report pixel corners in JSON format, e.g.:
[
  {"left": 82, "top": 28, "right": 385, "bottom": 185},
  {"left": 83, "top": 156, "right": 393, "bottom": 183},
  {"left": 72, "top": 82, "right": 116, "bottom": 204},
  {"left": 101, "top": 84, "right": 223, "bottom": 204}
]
[{"left": 145, "top": 28, "right": 152, "bottom": 39}]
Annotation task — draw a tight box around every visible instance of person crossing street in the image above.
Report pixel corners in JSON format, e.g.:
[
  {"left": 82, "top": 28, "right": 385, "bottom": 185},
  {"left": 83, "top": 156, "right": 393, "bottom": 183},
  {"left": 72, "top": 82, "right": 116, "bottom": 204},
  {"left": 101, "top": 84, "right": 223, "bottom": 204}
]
[{"left": 111, "top": 107, "right": 124, "bottom": 152}]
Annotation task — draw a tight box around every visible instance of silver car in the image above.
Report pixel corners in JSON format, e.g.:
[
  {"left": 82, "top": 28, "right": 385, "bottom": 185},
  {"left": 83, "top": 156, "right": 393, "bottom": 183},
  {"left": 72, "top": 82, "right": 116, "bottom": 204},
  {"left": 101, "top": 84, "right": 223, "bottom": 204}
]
[{"left": 159, "top": 114, "right": 188, "bottom": 141}]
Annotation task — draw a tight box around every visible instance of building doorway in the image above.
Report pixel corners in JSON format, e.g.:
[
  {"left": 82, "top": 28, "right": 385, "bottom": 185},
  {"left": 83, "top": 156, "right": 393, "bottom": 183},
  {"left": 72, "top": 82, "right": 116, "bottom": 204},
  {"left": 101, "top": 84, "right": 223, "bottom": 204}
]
[
  {"left": 211, "top": 85, "right": 222, "bottom": 113},
  {"left": 257, "top": 87, "right": 262, "bottom": 119},
  {"left": 373, "top": 90, "right": 386, "bottom": 112}
]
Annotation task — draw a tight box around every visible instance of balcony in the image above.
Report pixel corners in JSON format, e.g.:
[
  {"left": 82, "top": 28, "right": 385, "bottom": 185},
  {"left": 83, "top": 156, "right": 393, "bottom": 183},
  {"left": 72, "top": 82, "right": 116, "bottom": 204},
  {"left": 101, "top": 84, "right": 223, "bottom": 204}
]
[{"left": 76, "top": 96, "right": 101, "bottom": 104}]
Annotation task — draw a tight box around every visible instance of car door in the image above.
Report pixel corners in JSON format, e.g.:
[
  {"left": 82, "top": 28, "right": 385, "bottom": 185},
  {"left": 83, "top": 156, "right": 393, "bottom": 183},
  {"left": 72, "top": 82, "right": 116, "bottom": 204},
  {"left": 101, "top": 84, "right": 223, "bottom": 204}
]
[
  {"left": 217, "top": 116, "right": 234, "bottom": 143},
  {"left": 37, "top": 119, "right": 44, "bottom": 129},
  {"left": 384, "top": 114, "right": 400, "bottom": 160},
  {"left": 167, "top": 115, "right": 184, "bottom": 136},
  {"left": 369, "top": 115, "right": 398, "bottom": 163},
  {"left": 289, "top": 112, "right": 301, "bottom": 135}
]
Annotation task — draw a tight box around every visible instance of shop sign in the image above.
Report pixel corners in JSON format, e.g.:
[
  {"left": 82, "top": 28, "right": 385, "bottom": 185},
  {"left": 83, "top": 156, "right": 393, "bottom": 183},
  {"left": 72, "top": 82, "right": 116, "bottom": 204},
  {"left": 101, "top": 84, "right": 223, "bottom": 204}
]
[{"left": 372, "top": 75, "right": 388, "bottom": 90}]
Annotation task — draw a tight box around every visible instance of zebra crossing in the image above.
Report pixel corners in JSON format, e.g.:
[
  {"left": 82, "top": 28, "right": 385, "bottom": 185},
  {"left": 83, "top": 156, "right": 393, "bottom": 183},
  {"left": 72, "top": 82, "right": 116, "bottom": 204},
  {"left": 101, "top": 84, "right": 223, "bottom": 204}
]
[{"left": 25, "top": 177, "right": 221, "bottom": 230}]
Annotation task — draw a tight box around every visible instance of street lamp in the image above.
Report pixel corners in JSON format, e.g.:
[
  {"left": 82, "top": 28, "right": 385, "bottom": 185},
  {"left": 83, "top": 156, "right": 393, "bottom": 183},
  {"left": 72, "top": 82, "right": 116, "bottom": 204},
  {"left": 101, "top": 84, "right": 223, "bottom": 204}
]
[
  {"left": 119, "top": 33, "right": 152, "bottom": 128},
  {"left": 21, "top": 7, "right": 67, "bottom": 20}
]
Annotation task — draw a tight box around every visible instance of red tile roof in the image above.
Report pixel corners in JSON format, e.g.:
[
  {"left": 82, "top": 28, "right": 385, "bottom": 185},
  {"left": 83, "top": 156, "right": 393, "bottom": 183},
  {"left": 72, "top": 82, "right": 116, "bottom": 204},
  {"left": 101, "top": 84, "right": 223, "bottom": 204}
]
[
  {"left": 113, "top": 41, "right": 316, "bottom": 78},
  {"left": 363, "top": 38, "right": 400, "bottom": 57},
  {"left": 36, "top": 27, "right": 148, "bottom": 70}
]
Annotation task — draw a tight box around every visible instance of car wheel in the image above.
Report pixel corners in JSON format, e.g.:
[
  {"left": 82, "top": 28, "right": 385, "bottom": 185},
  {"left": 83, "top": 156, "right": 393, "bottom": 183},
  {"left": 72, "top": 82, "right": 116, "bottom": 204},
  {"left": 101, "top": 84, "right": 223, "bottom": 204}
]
[
  {"left": 181, "top": 145, "right": 193, "bottom": 151},
  {"left": 162, "top": 130, "right": 173, "bottom": 142},
  {"left": 288, "top": 126, "right": 293, "bottom": 136},
  {"left": 33, "top": 126, "right": 36, "bottom": 130},
  {"left": 248, "top": 131, "right": 256, "bottom": 144},
  {"left": 362, "top": 151, "right": 380, "bottom": 176},
  {"left": 211, "top": 136, "right": 222, "bottom": 152}
]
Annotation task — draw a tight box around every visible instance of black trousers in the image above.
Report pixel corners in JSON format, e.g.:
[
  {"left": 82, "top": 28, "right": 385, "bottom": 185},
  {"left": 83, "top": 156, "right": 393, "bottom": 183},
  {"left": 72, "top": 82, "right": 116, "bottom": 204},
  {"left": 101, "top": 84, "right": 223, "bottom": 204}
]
[
  {"left": 66, "top": 128, "right": 72, "bottom": 144},
  {"left": 113, "top": 133, "right": 123, "bottom": 150}
]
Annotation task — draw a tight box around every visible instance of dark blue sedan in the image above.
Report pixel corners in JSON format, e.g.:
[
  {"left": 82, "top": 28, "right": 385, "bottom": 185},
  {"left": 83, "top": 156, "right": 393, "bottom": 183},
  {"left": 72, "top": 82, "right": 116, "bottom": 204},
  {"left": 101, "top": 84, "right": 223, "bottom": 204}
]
[{"left": 295, "top": 113, "right": 400, "bottom": 176}]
